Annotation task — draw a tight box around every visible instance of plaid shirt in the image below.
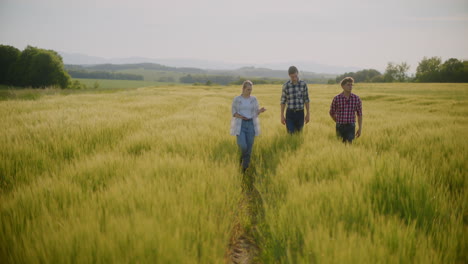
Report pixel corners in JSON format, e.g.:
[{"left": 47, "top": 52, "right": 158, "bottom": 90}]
[
  {"left": 280, "top": 80, "right": 310, "bottom": 110},
  {"left": 329, "top": 93, "right": 363, "bottom": 124}
]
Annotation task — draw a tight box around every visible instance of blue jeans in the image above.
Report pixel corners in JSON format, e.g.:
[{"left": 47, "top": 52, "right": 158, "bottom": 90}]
[
  {"left": 286, "top": 109, "right": 304, "bottom": 134},
  {"left": 336, "top": 123, "right": 355, "bottom": 143},
  {"left": 237, "top": 119, "right": 255, "bottom": 169}
]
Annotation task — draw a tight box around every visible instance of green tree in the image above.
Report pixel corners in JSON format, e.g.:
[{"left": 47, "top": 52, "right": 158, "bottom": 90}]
[
  {"left": 440, "top": 58, "right": 465, "bottom": 82},
  {"left": 9, "top": 46, "right": 70, "bottom": 88},
  {"left": 383, "top": 62, "right": 409, "bottom": 82},
  {"left": 383, "top": 62, "right": 398, "bottom": 82},
  {"left": 69, "top": 80, "right": 87, "bottom": 89},
  {"left": 415, "top": 57, "right": 442, "bottom": 82},
  {"left": 396, "top": 62, "right": 410, "bottom": 82},
  {"left": 9, "top": 46, "right": 38, "bottom": 86},
  {"left": 370, "top": 75, "right": 384, "bottom": 82},
  {"left": 463, "top": 61, "right": 468, "bottom": 82},
  {"left": 180, "top": 74, "right": 194, "bottom": 83},
  {"left": 335, "top": 69, "right": 382, "bottom": 83},
  {"left": 0, "top": 45, "right": 21, "bottom": 85}
]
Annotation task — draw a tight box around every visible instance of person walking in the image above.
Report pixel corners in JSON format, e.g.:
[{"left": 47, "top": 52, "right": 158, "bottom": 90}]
[
  {"left": 280, "top": 66, "right": 310, "bottom": 133},
  {"left": 230, "top": 80, "right": 266, "bottom": 173},
  {"left": 329, "top": 77, "right": 363, "bottom": 143}
]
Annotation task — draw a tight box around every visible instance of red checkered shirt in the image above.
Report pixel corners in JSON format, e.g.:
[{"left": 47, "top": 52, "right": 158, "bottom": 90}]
[{"left": 329, "top": 93, "right": 362, "bottom": 124}]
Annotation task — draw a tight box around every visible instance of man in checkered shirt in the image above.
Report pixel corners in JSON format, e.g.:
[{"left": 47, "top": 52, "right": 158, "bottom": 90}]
[
  {"left": 329, "top": 77, "right": 363, "bottom": 143},
  {"left": 280, "top": 66, "right": 310, "bottom": 134}
]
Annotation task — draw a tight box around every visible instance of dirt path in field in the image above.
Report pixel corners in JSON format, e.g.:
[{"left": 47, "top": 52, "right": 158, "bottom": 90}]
[
  {"left": 225, "top": 134, "right": 303, "bottom": 263},
  {"left": 225, "top": 172, "right": 265, "bottom": 264}
]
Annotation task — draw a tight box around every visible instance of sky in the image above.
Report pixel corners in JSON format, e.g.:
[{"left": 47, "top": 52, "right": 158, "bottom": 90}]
[{"left": 1, "top": 0, "right": 467, "bottom": 71}]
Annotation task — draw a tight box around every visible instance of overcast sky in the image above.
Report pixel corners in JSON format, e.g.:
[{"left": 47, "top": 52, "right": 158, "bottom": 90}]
[{"left": 1, "top": 0, "right": 467, "bottom": 71}]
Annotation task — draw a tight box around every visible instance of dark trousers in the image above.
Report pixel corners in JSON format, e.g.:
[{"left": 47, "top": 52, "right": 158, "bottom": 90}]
[
  {"left": 336, "top": 123, "right": 355, "bottom": 143},
  {"left": 286, "top": 109, "right": 304, "bottom": 134}
]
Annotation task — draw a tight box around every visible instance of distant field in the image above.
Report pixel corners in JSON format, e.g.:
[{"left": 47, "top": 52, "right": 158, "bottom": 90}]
[
  {"left": 0, "top": 83, "right": 466, "bottom": 263},
  {"left": 116, "top": 69, "right": 186, "bottom": 82},
  {"left": 75, "top": 78, "right": 173, "bottom": 89}
]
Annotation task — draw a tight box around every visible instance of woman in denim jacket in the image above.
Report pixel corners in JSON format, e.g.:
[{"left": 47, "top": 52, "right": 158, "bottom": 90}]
[{"left": 230, "top": 80, "right": 266, "bottom": 173}]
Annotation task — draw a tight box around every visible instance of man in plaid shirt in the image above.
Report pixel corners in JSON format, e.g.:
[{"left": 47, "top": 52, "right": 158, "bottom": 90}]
[
  {"left": 329, "top": 77, "right": 363, "bottom": 143},
  {"left": 280, "top": 66, "right": 310, "bottom": 134}
]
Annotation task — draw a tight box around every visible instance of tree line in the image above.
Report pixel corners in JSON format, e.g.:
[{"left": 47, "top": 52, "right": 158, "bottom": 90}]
[
  {"left": 415, "top": 57, "right": 468, "bottom": 82},
  {"left": 77, "top": 63, "right": 205, "bottom": 74},
  {"left": 333, "top": 57, "right": 468, "bottom": 83},
  {"left": 2, "top": 43, "right": 467, "bottom": 88},
  {"left": 0, "top": 45, "right": 70, "bottom": 88},
  {"left": 180, "top": 74, "right": 238, "bottom": 85},
  {"left": 67, "top": 69, "right": 143, "bottom": 80}
]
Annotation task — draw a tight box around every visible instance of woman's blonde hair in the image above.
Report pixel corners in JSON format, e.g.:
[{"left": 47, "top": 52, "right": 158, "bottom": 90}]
[{"left": 242, "top": 80, "right": 253, "bottom": 89}]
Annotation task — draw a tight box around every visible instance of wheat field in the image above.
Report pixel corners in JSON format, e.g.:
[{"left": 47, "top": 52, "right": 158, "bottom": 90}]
[{"left": 0, "top": 83, "right": 466, "bottom": 263}]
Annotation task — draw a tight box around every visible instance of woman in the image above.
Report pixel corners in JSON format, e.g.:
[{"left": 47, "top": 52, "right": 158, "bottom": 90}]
[{"left": 230, "top": 80, "right": 266, "bottom": 172}]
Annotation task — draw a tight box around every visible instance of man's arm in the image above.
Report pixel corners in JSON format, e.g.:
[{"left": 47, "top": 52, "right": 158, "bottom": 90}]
[
  {"left": 356, "top": 98, "right": 363, "bottom": 137},
  {"left": 281, "top": 104, "right": 286, "bottom": 125},
  {"left": 329, "top": 98, "right": 337, "bottom": 122},
  {"left": 356, "top": 115, "right": 363, "bottom": 137},
  {"left": 303, "top": 83, "right": 310, "bottom": 124},
  {"left": 280, "top": 84, "right": 287, "bottom": 125}
]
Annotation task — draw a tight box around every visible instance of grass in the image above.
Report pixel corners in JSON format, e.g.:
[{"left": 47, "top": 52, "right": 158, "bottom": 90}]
[
  {"left": 0, "top": 79, "right": 174, "bottom": 101},
  {"left": 0, "top": 83, "right": 466, "bottom": 263}
]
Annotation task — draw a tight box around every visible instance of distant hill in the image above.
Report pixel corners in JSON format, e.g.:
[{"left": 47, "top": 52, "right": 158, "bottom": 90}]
[
  {"left": 59, "top": 52, "right": 360, "bottom": 74},
  {"left": 65, "top": 63, "right": 336, "bottom": 84}
]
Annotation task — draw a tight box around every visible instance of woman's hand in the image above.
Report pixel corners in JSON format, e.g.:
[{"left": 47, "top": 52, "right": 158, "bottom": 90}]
[
  {"left": 258, "top": 107, "right": 266, "bottom": 114},
  {"left": 234, "top": 113, "right": 249, "bottom": 120}
]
